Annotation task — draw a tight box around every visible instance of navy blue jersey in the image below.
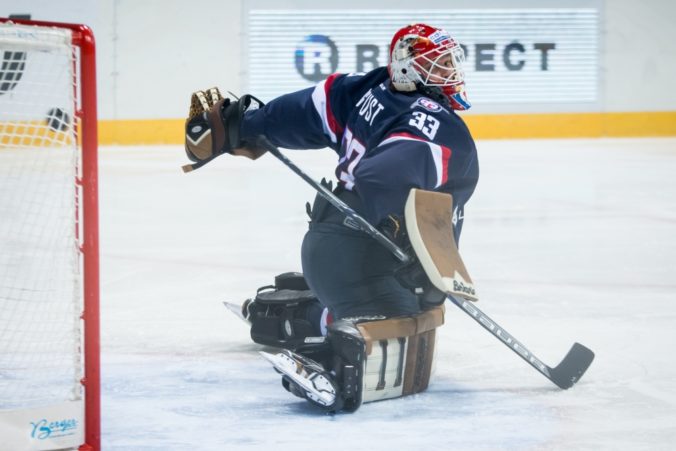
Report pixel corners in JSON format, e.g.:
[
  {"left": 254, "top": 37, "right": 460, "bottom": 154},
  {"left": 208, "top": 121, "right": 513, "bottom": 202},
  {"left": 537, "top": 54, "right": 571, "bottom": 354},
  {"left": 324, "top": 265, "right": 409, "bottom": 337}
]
[{"left": 241, "top": 67, "right": 479, "bottom": 244}]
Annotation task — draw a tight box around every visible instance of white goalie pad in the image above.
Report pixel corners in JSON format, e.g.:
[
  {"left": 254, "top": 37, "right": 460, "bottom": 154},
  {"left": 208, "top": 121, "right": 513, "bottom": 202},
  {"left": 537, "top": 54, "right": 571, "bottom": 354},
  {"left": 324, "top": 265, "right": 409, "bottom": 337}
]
[
  {"left": 357, "top": 306, "right": 444, "bottom": 403},
  {"left": 404, "top": 189, "right": 478, "bottom": 301}
]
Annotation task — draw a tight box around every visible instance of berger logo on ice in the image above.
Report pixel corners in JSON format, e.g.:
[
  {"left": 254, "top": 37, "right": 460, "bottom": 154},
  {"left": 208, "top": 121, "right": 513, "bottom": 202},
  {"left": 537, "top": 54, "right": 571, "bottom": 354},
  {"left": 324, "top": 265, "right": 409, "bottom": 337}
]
[
  {"left": 30, "top": 417, "right": 78, "bottom": 440},
  {"left": 295, "top": 35, "right": 338, "bottom": 82}
]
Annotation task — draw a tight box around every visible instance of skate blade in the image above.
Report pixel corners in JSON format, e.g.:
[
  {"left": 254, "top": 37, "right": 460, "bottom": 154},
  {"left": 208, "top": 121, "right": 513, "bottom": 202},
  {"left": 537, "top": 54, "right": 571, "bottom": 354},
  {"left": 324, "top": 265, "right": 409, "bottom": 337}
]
[
  {"left": 223, "top": 301, "right": 249, "bottom": 324},
  {"left": 259, "top": 351, "right": 336, "bottom": 407}
]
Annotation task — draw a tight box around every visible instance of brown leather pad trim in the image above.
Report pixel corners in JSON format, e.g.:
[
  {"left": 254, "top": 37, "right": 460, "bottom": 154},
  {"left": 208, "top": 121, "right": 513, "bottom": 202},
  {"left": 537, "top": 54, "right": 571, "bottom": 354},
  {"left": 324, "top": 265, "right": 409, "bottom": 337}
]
[{"left": 357, "top": 306, "right": 444, "bottom": 354}]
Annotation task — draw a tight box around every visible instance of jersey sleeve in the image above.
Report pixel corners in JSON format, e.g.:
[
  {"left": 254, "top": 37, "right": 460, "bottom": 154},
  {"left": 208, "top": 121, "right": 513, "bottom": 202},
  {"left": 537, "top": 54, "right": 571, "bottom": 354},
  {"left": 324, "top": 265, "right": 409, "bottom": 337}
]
[
  {"left": 240, "top": 73, "right": 362, "bottom": 151},
  {"left": 239, "top": 86, "right": 332, "bottom": 150},
  {"left": 240, "top": 71, "right": 387, "bottom": 151}
]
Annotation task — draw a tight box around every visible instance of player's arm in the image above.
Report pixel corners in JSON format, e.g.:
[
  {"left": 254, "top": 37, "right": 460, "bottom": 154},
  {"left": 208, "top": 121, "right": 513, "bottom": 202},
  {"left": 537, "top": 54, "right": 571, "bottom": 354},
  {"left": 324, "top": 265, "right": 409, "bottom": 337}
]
[
  {"left": 241, "top": 70, "right": 386, "bottom": 151},
  {"left": 238, "top": 90, "right": 332, "bottom": 150},
  {"left": 183, "top": 75, "right": 350, "bottom": 171}
]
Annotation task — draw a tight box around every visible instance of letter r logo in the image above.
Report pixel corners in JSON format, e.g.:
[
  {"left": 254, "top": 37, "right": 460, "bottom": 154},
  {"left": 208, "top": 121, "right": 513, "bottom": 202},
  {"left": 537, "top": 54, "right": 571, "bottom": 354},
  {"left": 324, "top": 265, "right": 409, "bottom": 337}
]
[{"left": 295, "top": 35, "right": 338, "bottom": 82}]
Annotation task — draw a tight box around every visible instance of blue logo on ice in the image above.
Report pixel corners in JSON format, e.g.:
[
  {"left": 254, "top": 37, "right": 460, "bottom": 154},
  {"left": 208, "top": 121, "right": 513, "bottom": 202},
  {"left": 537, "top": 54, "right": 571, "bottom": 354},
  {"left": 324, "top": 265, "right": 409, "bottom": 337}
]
[
  {"left": 31, "top": 417, "right": 78, "bottom": 440},
  {"left": 295, "top": 35, "right": 338, "bottom": 82}
]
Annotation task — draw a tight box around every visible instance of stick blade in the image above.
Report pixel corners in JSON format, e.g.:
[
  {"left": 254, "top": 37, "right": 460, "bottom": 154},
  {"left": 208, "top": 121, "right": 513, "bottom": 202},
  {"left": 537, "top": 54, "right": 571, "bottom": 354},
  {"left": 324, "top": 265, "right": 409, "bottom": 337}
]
[{"left": 549, "top": 342, "right": 595, "bottom": 389}]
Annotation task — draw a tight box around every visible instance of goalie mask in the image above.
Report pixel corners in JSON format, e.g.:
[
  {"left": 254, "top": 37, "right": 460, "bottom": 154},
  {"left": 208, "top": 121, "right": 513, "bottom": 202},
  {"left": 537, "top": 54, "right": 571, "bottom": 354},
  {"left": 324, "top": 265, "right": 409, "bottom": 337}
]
[{"left": 388, "top": 23, "right": 471, "bottom": 111}]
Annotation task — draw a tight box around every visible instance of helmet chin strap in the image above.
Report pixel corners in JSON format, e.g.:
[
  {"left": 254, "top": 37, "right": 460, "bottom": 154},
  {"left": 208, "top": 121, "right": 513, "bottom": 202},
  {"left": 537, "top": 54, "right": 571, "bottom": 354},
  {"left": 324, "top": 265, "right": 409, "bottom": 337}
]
[{"left": 418, "top": 84, "right": 451, "bottom": 108}]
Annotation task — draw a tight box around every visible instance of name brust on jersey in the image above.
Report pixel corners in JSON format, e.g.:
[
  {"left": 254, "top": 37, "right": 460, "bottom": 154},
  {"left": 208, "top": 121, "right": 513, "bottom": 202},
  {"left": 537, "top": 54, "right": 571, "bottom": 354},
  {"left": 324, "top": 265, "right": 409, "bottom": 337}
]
[{"left": 356, "top": 90, "right": 385, "bottom": 126}]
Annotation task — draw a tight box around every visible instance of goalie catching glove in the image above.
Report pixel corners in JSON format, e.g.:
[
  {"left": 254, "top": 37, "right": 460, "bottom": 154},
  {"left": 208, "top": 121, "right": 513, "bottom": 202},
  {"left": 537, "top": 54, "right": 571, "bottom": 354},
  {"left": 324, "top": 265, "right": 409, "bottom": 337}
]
[{"left": 183, "top": 88, "right": 266, "bottom": 172}]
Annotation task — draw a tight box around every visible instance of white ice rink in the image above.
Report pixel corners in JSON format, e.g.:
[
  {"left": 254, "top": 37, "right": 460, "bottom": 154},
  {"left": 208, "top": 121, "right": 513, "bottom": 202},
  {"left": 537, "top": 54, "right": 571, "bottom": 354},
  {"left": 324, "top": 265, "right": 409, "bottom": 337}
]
[{"left": 100, "top": 138, "right": 676, "bottom": 450}]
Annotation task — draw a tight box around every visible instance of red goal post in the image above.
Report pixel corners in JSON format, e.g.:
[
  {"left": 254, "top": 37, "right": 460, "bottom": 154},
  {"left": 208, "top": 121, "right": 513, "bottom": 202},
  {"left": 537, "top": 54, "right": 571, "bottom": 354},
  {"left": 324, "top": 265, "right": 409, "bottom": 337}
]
[{"left": 0, "top": 17, "right": 100, "bottom": 450}]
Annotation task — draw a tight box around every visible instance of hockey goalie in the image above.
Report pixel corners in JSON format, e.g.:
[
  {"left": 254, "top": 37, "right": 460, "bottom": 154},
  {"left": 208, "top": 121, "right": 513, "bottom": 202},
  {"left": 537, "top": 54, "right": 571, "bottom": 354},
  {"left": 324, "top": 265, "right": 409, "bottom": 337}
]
[
  {"left": 183, "top": 19, "right": 595, "bottom": 409},
  {"left": 182, "top": 23, "right": 479, "bottom": 411}
]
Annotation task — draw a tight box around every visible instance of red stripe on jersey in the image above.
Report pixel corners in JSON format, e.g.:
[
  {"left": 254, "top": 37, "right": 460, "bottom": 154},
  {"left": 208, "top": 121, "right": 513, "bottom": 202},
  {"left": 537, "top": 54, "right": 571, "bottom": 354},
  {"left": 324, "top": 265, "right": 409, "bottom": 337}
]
[
  {"left": 381, "top": 132, "right": 453, "bottom": 186},
  {"left": 323, "top": 73, "right": 343, "bottom": 138},
  {"left": 440, "top": 144, "right": 451, "bottom": 185},
  {"left": 383, "top": 131, "right": 426, "bottom": 142}
]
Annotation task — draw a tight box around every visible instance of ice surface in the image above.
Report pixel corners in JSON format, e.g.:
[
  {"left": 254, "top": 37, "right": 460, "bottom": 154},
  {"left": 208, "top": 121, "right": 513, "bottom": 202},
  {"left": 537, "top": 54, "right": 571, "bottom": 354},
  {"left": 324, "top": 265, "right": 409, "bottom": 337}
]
[{"left": 100, "top": 138, "right": 676, "bottom": 450}]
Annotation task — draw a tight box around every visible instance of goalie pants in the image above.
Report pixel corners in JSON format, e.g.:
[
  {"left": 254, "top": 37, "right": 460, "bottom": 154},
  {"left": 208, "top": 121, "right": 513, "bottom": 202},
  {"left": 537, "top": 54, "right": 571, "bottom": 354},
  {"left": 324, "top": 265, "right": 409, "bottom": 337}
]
[{"left": 300, "top": 191, "right": 420, "bottom": 320}]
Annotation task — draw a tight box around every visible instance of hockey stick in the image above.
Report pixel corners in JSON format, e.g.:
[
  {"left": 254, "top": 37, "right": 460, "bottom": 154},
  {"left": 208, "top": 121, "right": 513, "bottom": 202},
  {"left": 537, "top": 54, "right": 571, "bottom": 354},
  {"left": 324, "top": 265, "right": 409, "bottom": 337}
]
[
  {"left": 447, "top": 294, "right": 594, "bottom": 389},
  {"left": 254, "top": 136, "right": 594, "bottom": 389},
  {"left": 256, "top": 136, "right": 410, "bottom": 264}
]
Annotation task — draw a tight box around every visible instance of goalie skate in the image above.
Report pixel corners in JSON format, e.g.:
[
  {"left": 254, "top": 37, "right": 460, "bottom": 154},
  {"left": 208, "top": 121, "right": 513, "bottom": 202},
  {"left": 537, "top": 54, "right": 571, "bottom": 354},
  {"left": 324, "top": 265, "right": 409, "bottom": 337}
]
[
  {"left": 223, "top": 300, "right": 249, "bottom": 324},
  {"left": 259, "top": 350, "right": 339, "bottom": 410}
]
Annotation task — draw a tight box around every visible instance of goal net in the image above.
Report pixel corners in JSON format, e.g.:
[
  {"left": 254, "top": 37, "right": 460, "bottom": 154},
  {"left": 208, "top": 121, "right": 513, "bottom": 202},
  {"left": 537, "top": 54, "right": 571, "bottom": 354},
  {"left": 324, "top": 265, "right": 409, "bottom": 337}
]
[{"left": 0, "top": 19, "right": 99, "bottom": 450}]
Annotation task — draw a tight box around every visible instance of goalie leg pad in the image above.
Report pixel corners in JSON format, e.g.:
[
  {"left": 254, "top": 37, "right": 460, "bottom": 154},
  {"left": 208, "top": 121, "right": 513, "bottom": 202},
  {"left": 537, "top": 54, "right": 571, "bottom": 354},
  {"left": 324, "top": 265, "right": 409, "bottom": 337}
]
[
  {"left": 355, "top": 305, "right": 444, "bottom": 403},
  {"left": 261, "top": 306, "right": 445, "bottom": 413}
]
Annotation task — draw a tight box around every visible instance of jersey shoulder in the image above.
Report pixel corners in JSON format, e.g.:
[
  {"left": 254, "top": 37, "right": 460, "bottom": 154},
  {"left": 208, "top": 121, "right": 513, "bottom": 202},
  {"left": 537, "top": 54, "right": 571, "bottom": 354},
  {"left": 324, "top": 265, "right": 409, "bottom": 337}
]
[
  {"left": 391, "top": 94, "right": 473, "bottom": 147},
  {"left": 324, "top": 67, "right": 390, "bottom": 129},
  {"left": 330, "top": 67, "right": 390, "bottom": 95}
]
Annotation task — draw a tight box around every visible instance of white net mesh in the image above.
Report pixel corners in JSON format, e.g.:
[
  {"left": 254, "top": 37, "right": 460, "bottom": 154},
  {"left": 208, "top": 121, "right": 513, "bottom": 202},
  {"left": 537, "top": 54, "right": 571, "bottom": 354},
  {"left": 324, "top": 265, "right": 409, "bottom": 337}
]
[{"left": 0, "top": 23, "right": 83, "bottom": 410}]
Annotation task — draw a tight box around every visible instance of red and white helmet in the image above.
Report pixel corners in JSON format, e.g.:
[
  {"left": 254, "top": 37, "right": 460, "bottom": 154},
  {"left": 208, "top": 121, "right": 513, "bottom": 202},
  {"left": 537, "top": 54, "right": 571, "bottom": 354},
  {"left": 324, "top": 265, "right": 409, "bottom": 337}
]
[{"left": 388, "top": 23, "right": 471, "bottom": 110}]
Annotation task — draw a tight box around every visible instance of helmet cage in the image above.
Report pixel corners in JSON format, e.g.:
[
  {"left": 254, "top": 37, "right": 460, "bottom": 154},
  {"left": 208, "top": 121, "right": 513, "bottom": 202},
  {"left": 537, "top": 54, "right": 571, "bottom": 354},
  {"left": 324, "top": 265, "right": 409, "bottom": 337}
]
[
  {"left": 388, "top": 25, "right": 471, "bottom": 110},
  {"left": 411, "top": 43, "right": 466, "bottom": 88}
]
